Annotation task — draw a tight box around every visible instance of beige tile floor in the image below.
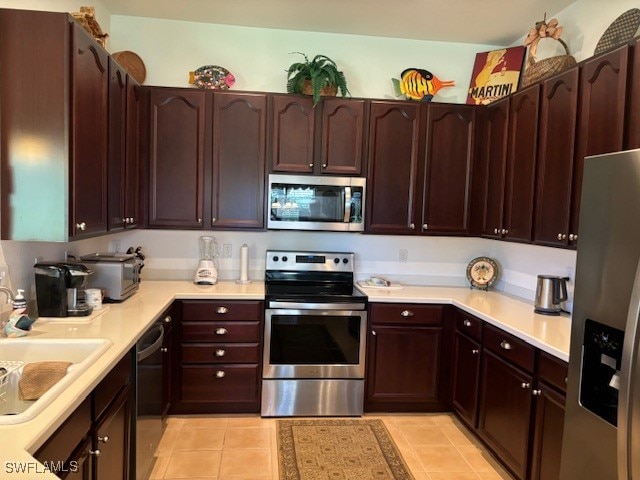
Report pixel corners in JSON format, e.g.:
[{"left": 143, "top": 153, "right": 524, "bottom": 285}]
[{"left": 150, "top": 413, "right": 514, "bottom": 480}]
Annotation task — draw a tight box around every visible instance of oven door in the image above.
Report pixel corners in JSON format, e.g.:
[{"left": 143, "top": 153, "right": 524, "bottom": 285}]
[{"left": 263, "top": 307, "right": 367, "bottom": 379}]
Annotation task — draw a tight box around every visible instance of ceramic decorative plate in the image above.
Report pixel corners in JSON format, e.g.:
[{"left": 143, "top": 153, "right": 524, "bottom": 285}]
[{"left": 466, "top": 257, "right": 499, "bottom": 290}]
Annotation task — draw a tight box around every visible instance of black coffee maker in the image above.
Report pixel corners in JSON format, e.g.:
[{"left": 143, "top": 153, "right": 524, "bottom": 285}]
[{"left": 34, "top": 262, "right": 94, "bottom": 317}]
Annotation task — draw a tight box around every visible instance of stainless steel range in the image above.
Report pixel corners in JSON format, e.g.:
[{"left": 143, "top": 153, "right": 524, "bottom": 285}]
[{"left": 261, "top": 250, "right": 367, "bottom": 417}]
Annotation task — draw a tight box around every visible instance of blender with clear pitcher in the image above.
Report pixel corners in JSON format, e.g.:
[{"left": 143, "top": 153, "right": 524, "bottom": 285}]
[{"left": 194, "top": 236, "right": 218, "bottom": 285}]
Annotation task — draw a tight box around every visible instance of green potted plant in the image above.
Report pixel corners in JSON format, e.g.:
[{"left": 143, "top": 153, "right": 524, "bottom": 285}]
[{"left": 286, "top": 52, "right": 349, "bottom": 106}]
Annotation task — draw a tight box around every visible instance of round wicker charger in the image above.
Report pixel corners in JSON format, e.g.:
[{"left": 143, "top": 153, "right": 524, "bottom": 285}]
[{"left": 112, "top": 51, "right": 147, "bottom": 84}]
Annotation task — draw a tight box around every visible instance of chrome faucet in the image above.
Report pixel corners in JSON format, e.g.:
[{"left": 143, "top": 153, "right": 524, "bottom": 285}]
[{"left": 0, "top": 286, "right": 14, "bottom": 303}]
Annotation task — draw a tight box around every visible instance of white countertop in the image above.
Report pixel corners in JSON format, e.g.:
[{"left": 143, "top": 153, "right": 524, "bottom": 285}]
[{"left": 0, "top": 280, "right": 570, "bottom": 479}]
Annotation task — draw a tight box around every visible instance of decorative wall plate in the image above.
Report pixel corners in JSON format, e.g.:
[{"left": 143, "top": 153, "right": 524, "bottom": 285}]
[
  {"left": 594, "top": 9, "right": 640, "bottom": 56},
  {"left": 466, "top": 257, "right": 499, "bottom": 290}
]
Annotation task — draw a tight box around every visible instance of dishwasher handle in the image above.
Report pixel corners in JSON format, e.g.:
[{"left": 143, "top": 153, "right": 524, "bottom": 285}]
[{"left": 138, "top": 324, "right": 165, "bottom": 362}]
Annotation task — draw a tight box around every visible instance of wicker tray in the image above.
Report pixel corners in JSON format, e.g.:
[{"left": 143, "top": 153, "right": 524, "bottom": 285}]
[
  {"left": 521, "top": 38, "right": 576, "bottom": 87},
  {"left": 112, "top": 51, "right": 146, "bottom": 84}
]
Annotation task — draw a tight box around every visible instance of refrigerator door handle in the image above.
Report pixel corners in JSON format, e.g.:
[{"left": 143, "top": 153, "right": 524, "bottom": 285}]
[{"left": 618, "top": 259, "right": 640, "bottom": 480}]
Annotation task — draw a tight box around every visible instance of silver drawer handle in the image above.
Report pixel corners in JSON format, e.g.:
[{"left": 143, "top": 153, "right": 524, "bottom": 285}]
[
  {"left": 500, "top": 340, "right": 512, "bottom": 350},
  {"left": 76, "top": 222, "right": 86, "bottom": 231},
  {"left": 463, "top": 320, "right": 472, "bottom": 327},
  {"left": 98, "top": 435, "right": 109, "bottom": 444},
  {"left": 400, "top": 310, "right": 414, "bottom": 317},
  {"left": 90, "top": 449, "right": 101, "bottom": 457},
  {"left": 216, "top": 306, "right": 228, "bottom": 314},
  {"left": 472, "top": 349, "right": 479, "bottom": 354},
  {"left": 532, "top": 389, "right": 542, "bottom": 396},
  {"left": 215, "top": 349, "right": 226, "bottom": 357},
  {"left": 521, "top": 382, "right": 531, "bottom": 389},
  {"left": 160, "top": 347, "right": 168, "bottom": 353},
  {"left": 215, "top": 328, "right": 228, "bottom": 335},
  {"left": 215, "top": 370, "right": 225, "bottom": 378}
]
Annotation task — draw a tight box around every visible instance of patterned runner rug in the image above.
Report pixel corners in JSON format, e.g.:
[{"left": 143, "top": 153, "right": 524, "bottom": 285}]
[{"left": 277, "top": 418, "right": 414, "bottom": 480}]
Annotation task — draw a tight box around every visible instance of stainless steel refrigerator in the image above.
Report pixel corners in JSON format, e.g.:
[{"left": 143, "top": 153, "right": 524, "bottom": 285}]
[{"left": 561, "top": 149, "right": 640, "bottom": 479}]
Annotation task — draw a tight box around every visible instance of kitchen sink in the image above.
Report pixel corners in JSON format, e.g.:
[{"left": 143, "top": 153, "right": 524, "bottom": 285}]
[{"left": 0, "top": 338, "right": 112, "bottom": 424}]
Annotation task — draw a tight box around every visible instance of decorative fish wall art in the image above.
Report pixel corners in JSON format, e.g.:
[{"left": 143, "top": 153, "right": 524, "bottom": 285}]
[
  {"left": 188, "top": 65, "right": 235, "bottom": 90},
  {"left": 392, "top": 68, "right": 455, "bottom": 102}
]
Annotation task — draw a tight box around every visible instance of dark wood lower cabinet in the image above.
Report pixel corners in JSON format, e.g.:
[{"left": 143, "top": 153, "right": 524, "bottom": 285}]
[
  {"left": 94, "top": 386, "right": 131, "bottom": 480},
  {"left": 529, "top": 383, "right": 566, "bottom": 480},
  {"left": 451, "top": 331, "right": 481, "bottom": 427},
  {"left": 478, "top": 350, "right": 533, "bottom": 480}
]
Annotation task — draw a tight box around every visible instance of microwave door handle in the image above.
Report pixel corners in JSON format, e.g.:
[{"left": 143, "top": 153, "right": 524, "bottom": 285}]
[
  {"left": 618, "top": 258, "right": 640, "bottom": 479},
  {"left": 344, "top": 187, "right": 352, "bottom": 222}
]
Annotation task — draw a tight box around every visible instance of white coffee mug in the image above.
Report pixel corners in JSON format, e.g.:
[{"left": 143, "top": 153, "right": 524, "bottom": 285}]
[{"left": 86, "top": 288, "right": 103, "bottom": 310}]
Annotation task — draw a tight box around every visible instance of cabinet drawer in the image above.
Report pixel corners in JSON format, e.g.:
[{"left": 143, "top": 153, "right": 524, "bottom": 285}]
[
  {"left": 180, "top": 365, "right": 260, "bottom": 403},
  {"left": 537, "top": 351, "right": 568, "bottom": 393},
  {"left": 181, "top": 300, "right": 262, "bottom": 321},
  {"left": 182, "top": 343, "right": 261, "bottom": 364},
  {"left": 455, "top": 309, "right": 483, "bottom": 341},
  {"left": 181, "top": 321, "right": 261, "bottom": 343},
  {"left": 370, "top": 303, "right": 443, "bottom": 326},
  {"left": 483, "top": 324, "right": 535, "bottom": 372},
  {"left": 93, "top": 352, "right": 132, "bottom": 421}
]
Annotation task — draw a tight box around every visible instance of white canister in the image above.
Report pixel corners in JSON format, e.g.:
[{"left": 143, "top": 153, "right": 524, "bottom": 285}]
[{"left": 85, "top": 288, "right": 103, "bottom": 310}]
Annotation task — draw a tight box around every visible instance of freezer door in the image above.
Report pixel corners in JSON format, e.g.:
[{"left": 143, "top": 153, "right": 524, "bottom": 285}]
[{"left": 618, "top": 259, "right": 640, "bottom": 480}]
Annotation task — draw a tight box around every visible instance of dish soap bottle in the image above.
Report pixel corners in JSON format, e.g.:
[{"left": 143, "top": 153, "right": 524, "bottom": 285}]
[{"left": 5, "top": 289, "right": 35, "bottom": 336}]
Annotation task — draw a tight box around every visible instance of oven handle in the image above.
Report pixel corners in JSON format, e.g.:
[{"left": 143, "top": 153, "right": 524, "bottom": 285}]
[{"left": 267, "top": 300, "right": 366, "bottom": 310}]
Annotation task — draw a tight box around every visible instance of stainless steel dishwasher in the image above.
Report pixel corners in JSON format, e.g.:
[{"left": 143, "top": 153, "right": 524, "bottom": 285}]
[{"left": 135, "top": 318, "right": 166, "bottom": 480}]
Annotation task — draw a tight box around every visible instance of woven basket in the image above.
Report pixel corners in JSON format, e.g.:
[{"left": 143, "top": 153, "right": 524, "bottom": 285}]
[
  {"left": 301, "top": 79, "right": 338, "bottom": 97},
  {"left": 520, "top": 38, "right": 576, "bottom": 87}
]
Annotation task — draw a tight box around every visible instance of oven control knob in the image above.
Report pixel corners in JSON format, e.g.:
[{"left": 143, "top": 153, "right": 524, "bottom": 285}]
[
  {"left": 272, "top": 255, "right": 279, "bottom": 262},
  {"left": 334, "top": 258, "right": 340, "bottom": 264},
  {"left": 342, "top": 258, "right": 349, "bottom": 264},
  {"left": 282, "top": 256, "right": 288, "bottom": 262}
]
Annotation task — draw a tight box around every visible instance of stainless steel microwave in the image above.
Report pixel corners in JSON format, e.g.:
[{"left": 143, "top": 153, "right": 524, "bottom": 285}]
[{"left": 267, "top": 174, "right": 366, "bottom": 231}]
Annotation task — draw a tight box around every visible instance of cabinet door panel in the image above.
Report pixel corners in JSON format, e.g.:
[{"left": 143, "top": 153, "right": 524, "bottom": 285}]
[
  {"left": 451, "top": 331, "right": 481, "bottom": 426},
  {"left": 148, "top": 89, "right": 205, "bottom": 228},
  {"left": 211, "top": 92, "right": 266, "bottom": 229},
  {"left": 107, "top": 58, "right": 127, "bottom": 231},
  {"left": 572, "top": 46, "right": 628, "bottom": 242},
  {"left": 503, "top": 85, "right": 539, "bottom": 242},
  {"left": 124, "top": 77, "right": 141, "bottom": 227},
  {"left": 481, "top": 98, "right": 509, "bottom": 238},
  {"left": 71, "top": 23, "right": 109, "bottom": 238},
  {"left": 530, "top": 384, "right": 565, "bottom": 480},
  {"left": 271, "top": 95, "right": 314, "bottom": 173},
  {"left": 422, "top": 104, "right": 475, "bottom": 234},
  {"left": 478, "top": 351, "right": 533, "bottom": 480},
  {"left": 320, "top": 98, "right": 365, "bottom": 175},
  {"left": 366, "top": 101, "right": 421, "bottom": 234},
  {"left": 534, "top": 68, "right": 579, "bottom": 247},
  {"left": 366, "top": 325, "right": 441, "bottom": 405},
  {"left": 94, "top": 387, "right": 131, "bottom": 480}
]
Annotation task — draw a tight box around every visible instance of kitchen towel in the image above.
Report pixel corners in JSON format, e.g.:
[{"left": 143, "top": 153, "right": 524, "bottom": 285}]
[
  {"left": 18, "top": 361, "right": 72, "bottom": 400},
  {"left": 239, "top": 244, "right": 249, "bottom": 283}
]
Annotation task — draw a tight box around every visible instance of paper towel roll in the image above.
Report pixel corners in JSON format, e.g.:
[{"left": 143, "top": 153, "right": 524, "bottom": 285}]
[{"left": 239, "top": 244, "right": 249, "bottom": 282}]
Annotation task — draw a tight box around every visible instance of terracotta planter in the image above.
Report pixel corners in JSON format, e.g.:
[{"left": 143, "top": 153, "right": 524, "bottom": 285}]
[{"left": 301, "top": 79, "right": 337, "bottom": 97}]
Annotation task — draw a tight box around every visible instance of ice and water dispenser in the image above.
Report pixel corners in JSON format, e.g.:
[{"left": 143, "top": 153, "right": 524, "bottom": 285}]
[{"left": 580, "top": 319, "right": 625, "bottom": 426}]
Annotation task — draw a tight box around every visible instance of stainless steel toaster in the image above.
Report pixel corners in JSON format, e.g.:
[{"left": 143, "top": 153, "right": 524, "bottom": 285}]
[{"left": 80, "top": 253, "right": 141, "bottom": 302}]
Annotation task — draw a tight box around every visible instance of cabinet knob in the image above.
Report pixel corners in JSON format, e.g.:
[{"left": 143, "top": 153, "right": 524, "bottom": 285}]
[
  {"left": 215, "top": 370, "right": 226, "bottom": 378},
  {"left": 422, "top": 224, "right": 428, "bottom": 230},
  {"left": 215, "top": 349, "right": 226, "bottom": 357},
  {"left": 215, "top": 328, "right": 228, "bottom": 335},
  {"left": 494, "top": 228, "right": 499, "bottom": 234},
  {"left": 521, "top": 382, "right": 531, "bottom": 389},
  {"left": 216, "top": 306, "right": 228, "bottom": 314},
  {"left": 76, "top": 222, "right": 87, "bottom": 231},
  {"left": 98, "top": 435, "right": 109, "bottom": 444},
  {"left": 472, "top": 349, "right": 479, "bottom": 355},
  {"left": 164, "top": 316, "right": 172, "bottom": 324},
  {"left": 532, "top": 389, "right": 542, "bottom": 396},
  {"left": 198, "top": 218, "right": 202, "bottom": 223},
  {"left": 501, "top": 228, "right": 508, "bottom": 235},
  {"left": 409, "top": 223, "right": 415, "bottom": 230},
  {"left": 371, "top": 330, "right": 377, "bottom": 336},
  {"left": 569, "top": 233, "right": 578, "bottom": 241},
  {"left": 212, "top": 218, "right": 216, "bottom": 223},
  {"left": 400, "top": 310, "right": 414, "bottom": 317},
  {"left": 500, "top": 340, "right": 512, "bottom": 350},
  {"left": 308, "top": 163, "right": 314, "bottom": 168},
  {"left": 557, "top": 233, "right": 567, "bottom": 240},
  {"left": 90, "top": 449, "right": 101, "bottom": 457},
  {"left": 463, "top": 319, "right": 472, "bottom": 327},
  {"left": 161, "top": 347, "right": 168, "bottom": 353},
  {"left": 322, "top": 163, "right": 327, "bottom": 168}
]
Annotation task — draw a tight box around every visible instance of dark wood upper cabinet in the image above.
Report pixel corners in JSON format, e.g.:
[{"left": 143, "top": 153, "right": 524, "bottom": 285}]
[
  {"left": 147, "top": 89, "right": 206, "bottom": 228},
  {"left": 70, "top": 22, "right": 109, "bottom": 239},
  {"left": 211, "top": 92, "right": 267, "bottom": 229},
  {"left": 271, "top": 94, "right": 315, "bottom": 173},
  {"left": 626, "top": 37, "right": 640, "bottom": 149},
  {"left": 107, "top": 58, "right": 127, "bottom": 232},
  {"left": 480, "top": 97, "right": 509, "bottom": 238},
  {"left": 534, "top": 67, "right": 579, "bottom": 247},
  {"left": 319, "top": 98, "right": 366, "bottom": 175},
  {"left": 421, "top": 103, "right": 475, "bottom": 235},
  {"left": 571, "top": 45, "right": 628, "bottom": 243},
  {"left": 124, "top": 77, "right": 141, "bottom": 228},
  {"left": 502, "top": 84, "right": 539, "bottom": 242},
  {"left": 365, "top": 101, "right": 421, "bottom": 234},
  {"left": 271, "top": 95, "right": 366, "bottom": 175}
]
